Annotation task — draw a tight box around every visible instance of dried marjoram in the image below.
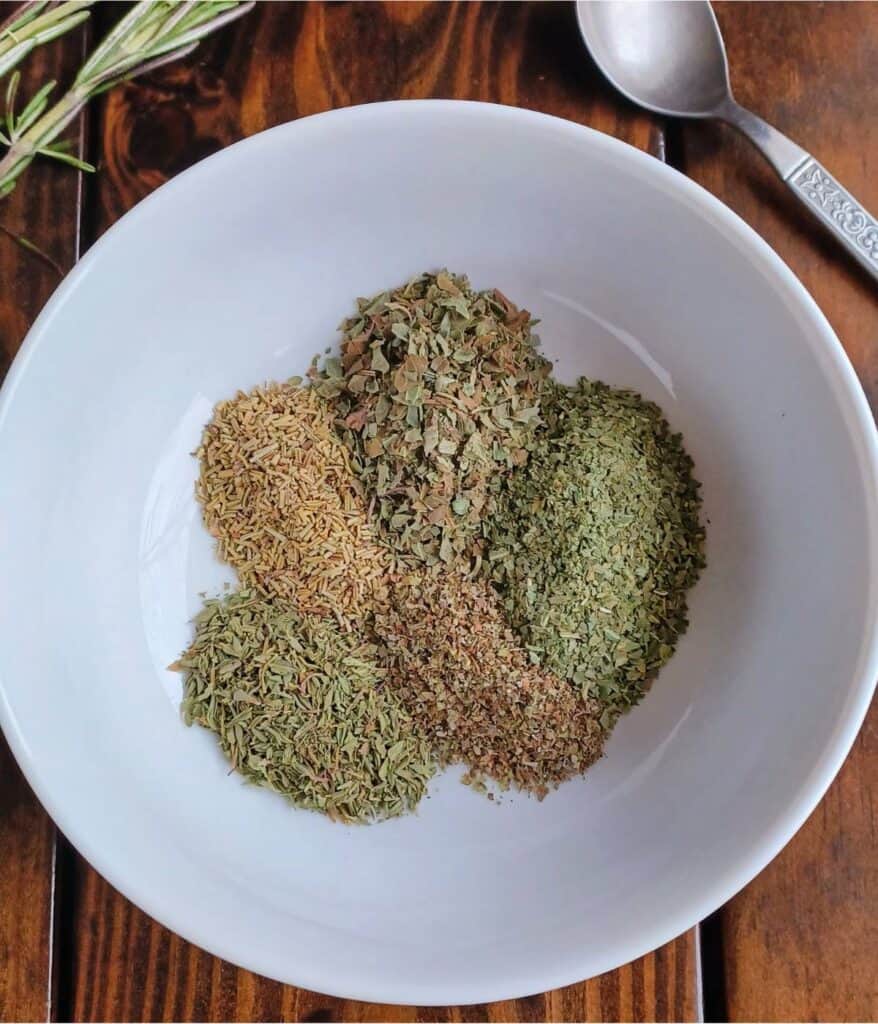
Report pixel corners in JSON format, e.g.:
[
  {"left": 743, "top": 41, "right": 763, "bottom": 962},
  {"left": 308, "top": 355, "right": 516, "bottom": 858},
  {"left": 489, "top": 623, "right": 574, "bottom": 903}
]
[
  {"left": 177, "top": 590, "right": 436, "bottom": 823},
  {"left": 195, "top": 381, "right": 391, "bottom": 621},
  {"left": 313, "top": 271, "right": 550, "bottom": 569},
  {"left": 486, "top": 379, "right": 705, "bottom": 726},
  {"left": 376, "top": 571, "right": 604, "bottom": 797}
]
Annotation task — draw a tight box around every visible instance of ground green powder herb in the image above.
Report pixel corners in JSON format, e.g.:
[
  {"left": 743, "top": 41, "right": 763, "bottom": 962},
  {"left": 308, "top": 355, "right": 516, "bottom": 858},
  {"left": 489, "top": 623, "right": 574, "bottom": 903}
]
[
  {"left": 485, "top": 379, "right": 705, "bottom": 726},
  {"left": 313, "top": 271, "right": 550, "bottom": 569},
  {"left": 177, "top": 590, "right": 436, "bottom": 823}
]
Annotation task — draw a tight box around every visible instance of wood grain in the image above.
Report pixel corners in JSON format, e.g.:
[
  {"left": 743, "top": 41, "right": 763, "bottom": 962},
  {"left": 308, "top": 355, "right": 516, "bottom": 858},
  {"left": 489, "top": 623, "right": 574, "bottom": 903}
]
[
  {"left": 92, "top": 0, "right": 662, "bottom": 228},
  {"left": 64, "top": 3, "right": 695, "bottom": 1021},
  {"left": 679, "top": 4, "right": 878, "bottom": 1021},
  {"left": 71, "top": 874, "right": 696, "bottom": 1023},
  {"left": 0, "top": 16, "right": 87, "bottom": 1023}
]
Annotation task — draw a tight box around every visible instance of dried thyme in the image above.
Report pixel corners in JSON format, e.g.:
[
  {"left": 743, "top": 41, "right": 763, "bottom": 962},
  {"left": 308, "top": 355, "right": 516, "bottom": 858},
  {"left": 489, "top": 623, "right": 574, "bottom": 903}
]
[
  {"left": 486, "top": 379, "right": 705, "bottom": 725},
  {"left": 376, "top": 571, "right": 605, "bottom": 797},
  {"left": 195, "top": 381, "right": 392, "bottom": 621},
  {"left": 313, "top": 271, "right": 550, "bottom": 569},
  {"left": 177, "top": 589, "right": 436, "bottom": 823}
]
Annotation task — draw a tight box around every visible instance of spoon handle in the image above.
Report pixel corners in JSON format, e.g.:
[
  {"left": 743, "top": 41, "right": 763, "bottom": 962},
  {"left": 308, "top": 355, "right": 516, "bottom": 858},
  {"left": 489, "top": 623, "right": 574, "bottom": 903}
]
[
  {"left": 720, "top": 100, "right": 878, "bottom": 284},
  {"left": 787, "top": 158, "right": 878, "bottom": 281}
]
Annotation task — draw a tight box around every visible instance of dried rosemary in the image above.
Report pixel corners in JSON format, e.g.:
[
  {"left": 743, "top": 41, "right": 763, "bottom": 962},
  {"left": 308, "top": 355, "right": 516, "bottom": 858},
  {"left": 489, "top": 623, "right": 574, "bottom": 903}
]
[
  {"left": 196, "top": 381, "right": 392, "bottom": 622},
  {"left": 313, "top": 271, "right": 550, "bottom": 570},
  {"left": 486, "top": 378, "right": 705, "bottom": 726},
  {"left": 177, "top": 590, "right": 436, "bottom": 823}
]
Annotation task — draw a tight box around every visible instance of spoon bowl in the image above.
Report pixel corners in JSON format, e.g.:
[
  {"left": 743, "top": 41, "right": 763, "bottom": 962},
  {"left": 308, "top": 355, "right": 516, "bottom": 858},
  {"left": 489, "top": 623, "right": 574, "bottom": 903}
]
[{"left": 576, "top": 0, "right": 730, "bottom": 118}]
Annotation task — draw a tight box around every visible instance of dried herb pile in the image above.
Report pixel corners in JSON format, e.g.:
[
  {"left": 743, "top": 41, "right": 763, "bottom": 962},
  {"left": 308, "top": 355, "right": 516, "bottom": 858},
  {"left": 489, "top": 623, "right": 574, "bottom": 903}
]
[
  {"left": 313, "top": 271, "right": 549, "bottom": 569},
  {"left": 177, "top": 271, "right": 705, "bottom": 824},
  {"left": 376, "top": 571, "right": 605, "bottom": 797},
  {"left": 177, "top": 590, "right": 435, "bottom": 823},
  {"left": 485, "top": 379, "right": 706, "bottom": 724},
  {"left": 196, "top": 381, "right": 391, "bottom": 621}
]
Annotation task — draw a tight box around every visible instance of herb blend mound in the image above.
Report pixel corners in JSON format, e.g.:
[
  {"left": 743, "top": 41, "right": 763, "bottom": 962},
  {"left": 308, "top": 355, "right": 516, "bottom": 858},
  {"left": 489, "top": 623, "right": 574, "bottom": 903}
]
[
  {"left": 376, "top": 571, "right": 605, "bottom": 797},
  {"left": 196, "top": 382, "right": 391, "bottom": 621},
  {"left": 178, "top": 590, "right": 436, "bottom": 823},
  {"left": 181, "top": 275, "right": 709, "bottom": 824},
  {"left": 314, "top": 272, "right": 550, "bottom": 568},
  {"left": 486, "top": 379, "right": 705, "bottom": 724}
]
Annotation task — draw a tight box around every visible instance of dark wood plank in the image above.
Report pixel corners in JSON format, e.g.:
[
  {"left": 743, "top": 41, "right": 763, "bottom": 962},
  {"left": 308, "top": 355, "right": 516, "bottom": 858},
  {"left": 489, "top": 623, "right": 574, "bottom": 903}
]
[
  {"left": 67, "top": 3, "right": 694, "bottom": 1021},
  {"left": 679, "top": 4, "right": 878, "bottom": 1021},
  {"left": 91, "top": 0, "right": 663, "bottom": 224},
  {"left": 0, "top": 16, "right": 87, "bottom": 1022},
  {"left": 0, "top": 743, "right": 57, "bottom": 1023}
]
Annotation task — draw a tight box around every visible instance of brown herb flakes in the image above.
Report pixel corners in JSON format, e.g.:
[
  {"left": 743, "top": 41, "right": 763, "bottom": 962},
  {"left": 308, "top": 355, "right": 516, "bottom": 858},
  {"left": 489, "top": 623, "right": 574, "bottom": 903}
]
[
  {"left": 178, "top": 590, "right": 436, "bottom": 823},
  {"left": 376, "top": 571, "right": 604, "bottom": 798},
  {"left": 313, "top": 271, "right": 550, "bottom": 570},
  {"left": 485, "top": 379, "right": 705, "bottom": 726},
  {"left": 196, "top": 381, "right": 392, "bottom": 621}
]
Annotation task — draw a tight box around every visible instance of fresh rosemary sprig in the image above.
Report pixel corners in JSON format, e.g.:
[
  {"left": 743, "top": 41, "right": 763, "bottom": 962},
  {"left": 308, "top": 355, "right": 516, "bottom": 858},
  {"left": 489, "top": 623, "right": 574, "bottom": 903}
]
[
  {"left": 0, "top": 67, "right": 95, "bottom": 186},
  {"left": 0, "top": 0, "right": 254, "bottom": 199},
  {"left": 0, "top": 1, "right": 93, "bottom": 81}
]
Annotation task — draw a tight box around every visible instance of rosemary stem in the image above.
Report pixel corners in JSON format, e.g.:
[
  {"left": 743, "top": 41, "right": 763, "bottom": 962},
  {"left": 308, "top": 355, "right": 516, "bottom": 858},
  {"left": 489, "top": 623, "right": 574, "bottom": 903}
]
[
  {"left": 0, "top": 1, "right": 253, "bottom": 199},
  {"left": 0, "top": 1, "right": 93, "bottom": 81},
  {"left": 0, "top": 85, "right": 88, "bottom": 192}
]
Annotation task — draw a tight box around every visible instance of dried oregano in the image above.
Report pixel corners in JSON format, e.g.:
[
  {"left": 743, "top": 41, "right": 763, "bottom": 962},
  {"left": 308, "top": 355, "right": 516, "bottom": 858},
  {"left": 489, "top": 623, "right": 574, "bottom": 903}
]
[
  {"left": 485, "top": 379, "right": 705, "bottom": 725},
  {"left": 313, "top": 271, "right": 550, "bottom": 569},
  {"left": 376, "top": 570, "right": 604, "bottom": 797},
  {"left": 177, "top": 590, "right": 436, "bottom": 823}
]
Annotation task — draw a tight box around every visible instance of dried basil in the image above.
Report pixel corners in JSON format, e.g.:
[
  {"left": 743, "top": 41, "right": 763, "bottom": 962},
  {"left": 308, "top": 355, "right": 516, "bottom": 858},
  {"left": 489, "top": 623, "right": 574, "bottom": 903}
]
[{"left": 485, "top": 379, "right": 705, "bottom": 726}]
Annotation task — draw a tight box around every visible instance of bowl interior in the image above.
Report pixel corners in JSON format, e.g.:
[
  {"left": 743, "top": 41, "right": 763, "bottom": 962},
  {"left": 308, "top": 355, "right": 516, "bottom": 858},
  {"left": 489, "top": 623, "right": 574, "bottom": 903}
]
[{"left": 1, "top": 102, "right": 875, "bottom": 1004}]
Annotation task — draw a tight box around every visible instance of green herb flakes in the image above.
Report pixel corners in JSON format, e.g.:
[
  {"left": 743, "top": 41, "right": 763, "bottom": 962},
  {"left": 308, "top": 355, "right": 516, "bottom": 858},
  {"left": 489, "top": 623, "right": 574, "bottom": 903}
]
[
  {"left": 177, "top": 590, "right": 436, "bottom": 823},
  {"left": 485, "top": 379, "right": 705, "bottom": 725},
  {"left": 313, "top": 271, "right": 550, "bottom": 569}
]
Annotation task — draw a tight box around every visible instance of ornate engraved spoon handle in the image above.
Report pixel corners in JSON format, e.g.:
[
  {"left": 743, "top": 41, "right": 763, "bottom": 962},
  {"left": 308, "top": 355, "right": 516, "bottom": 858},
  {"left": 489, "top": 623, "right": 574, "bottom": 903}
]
[
  {"left": 718, "top": 100, "right": 878, "bottom": 284},
  {"left": 786, "top": 158, "right": 878, "bottom": 282}
]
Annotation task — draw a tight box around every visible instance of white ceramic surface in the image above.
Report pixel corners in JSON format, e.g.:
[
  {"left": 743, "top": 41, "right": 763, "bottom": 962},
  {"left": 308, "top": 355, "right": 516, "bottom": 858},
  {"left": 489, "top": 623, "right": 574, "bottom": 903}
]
[{"left": 1, "top": 101, "right": 876, "bottom": 1005}]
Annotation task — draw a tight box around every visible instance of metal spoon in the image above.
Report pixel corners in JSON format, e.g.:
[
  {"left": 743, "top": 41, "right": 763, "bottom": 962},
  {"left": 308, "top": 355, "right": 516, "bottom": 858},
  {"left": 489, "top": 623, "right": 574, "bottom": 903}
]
[{"left": 576, "top": 0, "right": 878, "bottom": 283}]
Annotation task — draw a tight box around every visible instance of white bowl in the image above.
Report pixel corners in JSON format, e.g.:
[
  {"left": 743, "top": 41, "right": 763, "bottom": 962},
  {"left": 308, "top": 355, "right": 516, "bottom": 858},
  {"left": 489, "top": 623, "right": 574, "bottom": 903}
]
[{"left": 1, "top": 101, "right": 876, "bottom": 1005}]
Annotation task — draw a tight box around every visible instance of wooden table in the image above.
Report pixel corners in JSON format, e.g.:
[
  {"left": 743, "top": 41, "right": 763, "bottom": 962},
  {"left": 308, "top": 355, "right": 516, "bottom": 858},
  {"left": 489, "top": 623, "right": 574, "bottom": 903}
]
[{"left": 0, "top": 3, "right": 875, "bottom": 1021}]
